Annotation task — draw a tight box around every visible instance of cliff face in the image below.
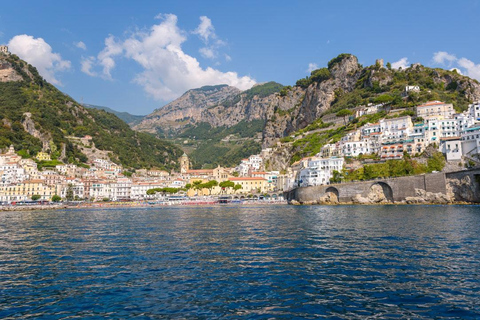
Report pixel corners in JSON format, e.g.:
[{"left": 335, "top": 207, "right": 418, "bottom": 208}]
[
  {"left": 0, "top": 57, "right": 28, "bottom": 82},
  {"left": 134, "top": 85, "right": 241, "bottom": 134}
]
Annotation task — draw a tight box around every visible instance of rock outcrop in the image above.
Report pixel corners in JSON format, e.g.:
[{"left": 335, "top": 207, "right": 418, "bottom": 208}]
[
  {"left": 318, "top": 191, "right": 339, "bottom": 204},
  {"left": 447, "top": 175, "right": 479, "bottom": 202},
  {"left": 352, "top": 184, "right": 391, "bottom": 204},
  {"left": 404, "top": 189, "right": 452, "bottom": 204},
  {"left": 0, "top": 59, "right": 23, "bottom": 82}
]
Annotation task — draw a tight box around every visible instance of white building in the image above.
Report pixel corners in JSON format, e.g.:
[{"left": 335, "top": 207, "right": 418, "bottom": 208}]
[
  {"left": 467, "top": 102, "right": 480, "bottom": 122},
  {"left": 439, "top": 137, "right": 463, "bottom": 161},
  {"left": 110, "top": 178, "right": 132, "bottom": 200},
  {"left": 380, "top": 116, "right": 413, "bottom": 141},
  {"left": 341, "top": 140, "right": 373, "bottom": 157},
  {"left": 298, "top": 157, "right": 344, "bottom": 187},
  {"left": 235, "top": 154, "right": 264, "bottom": 177},
  {"left": 131, "top": 182, "right": 165, "bottom": 200},
  {"left": 416, "top": 101, "right": 455, "bottom": 120},
  {"left": 461, "top": 126, "right": 480, "bottom": 157}
]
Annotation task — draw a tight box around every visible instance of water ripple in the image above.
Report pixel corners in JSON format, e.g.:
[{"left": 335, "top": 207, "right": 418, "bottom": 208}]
[{"left": 1, "top": 205, "right": 480, "bottom": 319}]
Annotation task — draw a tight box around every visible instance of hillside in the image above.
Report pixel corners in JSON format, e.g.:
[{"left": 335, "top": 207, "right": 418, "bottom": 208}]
[
  {"left": 83, "top": 104, "right": 144, "bottom": 126},
  {"left": 134, "top": 54, "right": 480, "bottom": 169},
  {"left": 0, "top": 53, "right": 182, "bottom": 170}
]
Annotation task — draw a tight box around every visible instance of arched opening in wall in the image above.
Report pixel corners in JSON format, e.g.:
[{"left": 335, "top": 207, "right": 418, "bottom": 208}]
[
  {"left": 325, "top": 186, "right": 339, "bottom": 202},
  {"left": 369, "top": 182, "right": 394, "bottom": 202}
]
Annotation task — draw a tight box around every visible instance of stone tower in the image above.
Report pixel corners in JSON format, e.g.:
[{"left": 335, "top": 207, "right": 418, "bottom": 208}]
[
  {"left": 0, "top": 45, "right": 9, "bottom": 55},
  {"left": 179, "top": 152, "right": 190, "bottom": 173}
]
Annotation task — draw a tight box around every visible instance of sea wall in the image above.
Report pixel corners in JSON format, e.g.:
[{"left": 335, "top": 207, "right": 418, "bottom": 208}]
[{"left": 285, "top": 169, "right": 480, "bottom": 205}]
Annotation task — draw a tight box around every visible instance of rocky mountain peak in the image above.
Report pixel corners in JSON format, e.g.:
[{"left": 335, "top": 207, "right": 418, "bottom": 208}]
[{"left": 329, "top": 54, "right": 361, "bottom": 79}]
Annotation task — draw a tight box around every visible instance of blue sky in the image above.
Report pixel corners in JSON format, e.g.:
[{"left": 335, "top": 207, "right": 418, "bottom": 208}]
[{"left": 0, "top": 0, "right": 479, "bottom": 115}]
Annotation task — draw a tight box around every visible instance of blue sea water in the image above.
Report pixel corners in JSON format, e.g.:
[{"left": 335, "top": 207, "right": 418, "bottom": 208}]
[{"left": 1, "top": 205, "right": 480, "bottom": 319}]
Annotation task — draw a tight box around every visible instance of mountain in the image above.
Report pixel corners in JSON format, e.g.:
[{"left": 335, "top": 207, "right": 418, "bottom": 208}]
[
  {"left": 134, "top": 54, "right": 480, "bottom": 169},
  {"left": 134, "top": 81, "right": 285, "bottom": 168},
  {"left": 0, "top": 53, "right": 182, "bottom": 170},
  {"left": 83, "top": 104, "right": 144, "bottom": 126},
  {"left": 134, "top": 84, "right": 241, "bottom": 136}
]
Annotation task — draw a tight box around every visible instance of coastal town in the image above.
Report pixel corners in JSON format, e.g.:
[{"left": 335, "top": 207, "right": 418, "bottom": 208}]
[{"left": 1, "top": 97, "right": 479, "bottom": 204}]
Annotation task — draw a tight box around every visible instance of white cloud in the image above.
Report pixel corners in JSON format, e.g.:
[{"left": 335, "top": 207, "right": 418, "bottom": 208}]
[
  {"left": 199, "top": 47, "right": 216, "bottom": 59},
  {"left": 458, "top": 57, "right": 480, "bottom": 81},
  {"left": 8, "top": 34, "right": 71, "bottom": 85},
  {"left": 391, "top": 57, "right": 410, "bottom": 70},
  {"left": 193, "top": 16, "right": 215, "bottom": 42},
  {"left": 80, "top": 56, "right": 97, "bottom": 76},
  {"left": 97, "top": 35, "right": 124, "bottom": 79},
  {"left": 193, "top": 16, "right": 226, "bottom": 60},
  {"left": 433, "top": 51, "right": 456, "bottom": 65},
  {"left": 431, "top": 51, "right": 480, "bottom": 81},
  {"left": 307, "top": 63, "right": 318, "bottom": 73},
  {"left": 225, "top": 54, "right": 232, "bottom": 62},
  {"left": 85, "top": 14, "right": 255, "bottom": 101},
  {"left": 74, "top": 41, "right": 87, "bottom": 50},
  {"left": 450, "top": 68, "right": 463, "bottom": 75}
]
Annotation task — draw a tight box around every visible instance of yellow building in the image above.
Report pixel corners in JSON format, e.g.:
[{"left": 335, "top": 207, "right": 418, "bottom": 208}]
[
  {"left": 36, "top": 151, "right": 51, "bottom": 161},
  {"left": 0, "top": 180, "right": 56, "bottom": 201},
  {"left": 228, "top": 177, "right": 271, "bottom": 194}
]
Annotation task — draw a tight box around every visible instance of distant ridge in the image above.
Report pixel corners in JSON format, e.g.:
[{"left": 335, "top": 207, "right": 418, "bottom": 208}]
[{"left": 83, "top": 104, "right": 144, "bottom": 126}]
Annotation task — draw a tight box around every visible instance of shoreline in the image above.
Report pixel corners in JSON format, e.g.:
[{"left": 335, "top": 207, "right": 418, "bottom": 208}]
[
  {"left": 0, "top": 200, "right": 288, "bottom": 212},
  {"left": 289, "top": 200, "right": 477, "bottom": 206},
  {"left": 2, "top": 201, "right": 479, "bottom": 212}
]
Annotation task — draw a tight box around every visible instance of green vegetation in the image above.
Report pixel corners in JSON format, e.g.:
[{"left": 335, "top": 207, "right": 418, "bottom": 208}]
[
  {"left": 31, "top": 194, "right": 41, "bottom": 201},
  {"left": 51, "top": 195, "right": 62, "bottom": 202},
  {"left": 279, "top": 86, "right": 292, "bottom": 97},
  {"left": 176, "top": 120, "right": 264, "bottom": 168},
  {"left": 336, "top": 109, "right": 353, "bottom": 125},
  {"left": 191, "top": 139, "right": 261, "bottom": 169},
  {"left": 0, "top": 54, "right": 182, "bottom": 170},
  {"left": 330, "top": 151, "right": 446, "bottom": 183},
  {"left": 296, "top": 68, "right": 332, "bottom": 88},
  {"left": 146, "top": 187, "right": 182, "bottom": 195},
  {"left": 328, "top": 53, "right": 353, "bottom": 70},
  {"left": 326, "top": 63, "right": 475, "bottom": 114},
  {"left": 192, "top": 84, "right": 229, "bottom": 92},
  {"left": 221, "top": 82, "right": 284, "bottom": 108},
  {"left": 36, "top": 160, "right": 63, "bottom": 170},
  {"left": 242, "top": 82, "right": 284, "bottom": 99}
]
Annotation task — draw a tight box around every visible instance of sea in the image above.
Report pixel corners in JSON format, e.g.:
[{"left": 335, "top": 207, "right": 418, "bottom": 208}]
[{"left": 1, "top": 205, "right": 479, "bottom": 319}]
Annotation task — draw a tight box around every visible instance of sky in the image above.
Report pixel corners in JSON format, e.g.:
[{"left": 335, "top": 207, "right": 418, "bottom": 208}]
[{"left": 0, "top": 0, "right": 479, "bottom": 115}]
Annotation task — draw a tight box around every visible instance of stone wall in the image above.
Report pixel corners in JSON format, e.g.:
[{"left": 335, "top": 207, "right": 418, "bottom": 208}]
[{"left": 284, "top": 171, "right": 477, "bottom": 204}]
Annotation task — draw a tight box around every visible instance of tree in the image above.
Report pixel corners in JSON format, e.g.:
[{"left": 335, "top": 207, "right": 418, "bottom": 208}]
[
  {"left": 386, "top": 62, "right": 392, "bottom": 70},
  {"left": 219, "top": 180, "right": 235, "bottom": 193},
  {"left": 31, "top": 194, "right": 41, "bottom": 201},
  {"left": 233, "top": 184, "right": 242, "bottom": 193},
  {"left": 66, "top": 184, "right": 74, "bottom": 201},
  {"left": 193, "top": 180, "right": 203, "bottom": 190},
  {"left": 336, "top": 109, "right": 353, "bottom": 125},
  {"left": 310, "top": 68, "right": 331, "bottom": 83},
  {"left": 374, "top": 94, "right": 394, "bottom": 105},
  {"left": 204, "top": 180, "right": 218, "bottom": 195},
  {"left": 51, "top": 195, "right": 61, "bottom": 202}
]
